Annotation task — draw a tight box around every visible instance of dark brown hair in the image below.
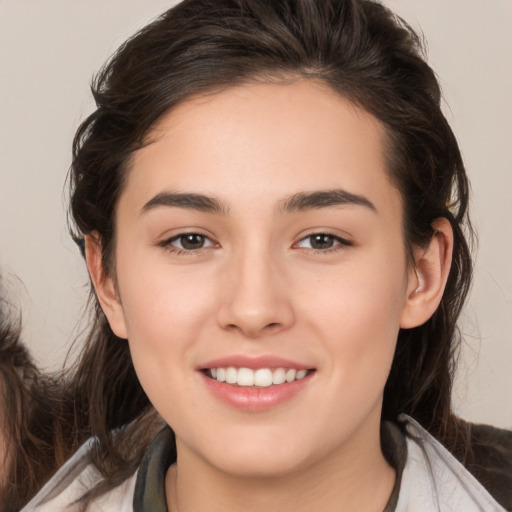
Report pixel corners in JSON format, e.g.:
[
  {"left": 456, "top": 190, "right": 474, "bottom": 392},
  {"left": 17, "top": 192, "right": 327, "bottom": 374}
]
[
  {"left": 0, "top": 283, "right": 84, "bottom": 511},
  {"left": 56, "top": 0, "right": 475, "bottom": 506}
]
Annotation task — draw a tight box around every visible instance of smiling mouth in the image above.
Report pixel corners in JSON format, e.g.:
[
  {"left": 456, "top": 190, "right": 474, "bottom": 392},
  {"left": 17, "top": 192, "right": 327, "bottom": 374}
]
[{"left": 203, "top": 367, "right": 314, "bottom": 387}]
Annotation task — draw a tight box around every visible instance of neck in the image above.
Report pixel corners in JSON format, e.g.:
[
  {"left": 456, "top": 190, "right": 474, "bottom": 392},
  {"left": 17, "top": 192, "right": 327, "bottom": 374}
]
[{"left": 165, "top": 418, "right": 396, "bottom": 512}]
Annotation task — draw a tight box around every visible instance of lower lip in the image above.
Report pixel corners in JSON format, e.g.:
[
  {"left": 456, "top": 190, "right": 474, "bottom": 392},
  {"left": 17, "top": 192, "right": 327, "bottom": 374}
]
[{"left": 200, "top": 372, "right": 313, "bottom": 412}]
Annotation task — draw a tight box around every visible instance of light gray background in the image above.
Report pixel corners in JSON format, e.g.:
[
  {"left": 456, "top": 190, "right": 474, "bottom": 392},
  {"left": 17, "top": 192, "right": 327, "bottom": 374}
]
[{"left": 0, "top": 0, "right": 511, "bottom": 428}]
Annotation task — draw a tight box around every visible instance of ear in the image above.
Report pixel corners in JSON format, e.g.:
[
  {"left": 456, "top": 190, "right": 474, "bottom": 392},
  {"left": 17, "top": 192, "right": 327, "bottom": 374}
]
[
  {"left": 84, "top": 233, "right": 128, "bottom": 339},
  {"left": 400, "top": 218, "right": 453, "bottom": 329}
]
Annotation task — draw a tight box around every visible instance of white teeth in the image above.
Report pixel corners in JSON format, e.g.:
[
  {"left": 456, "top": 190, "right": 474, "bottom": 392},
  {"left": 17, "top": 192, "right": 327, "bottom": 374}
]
[
  {"left": 285, "top": 369, "right": 297, "bottom": 382},
  {"left": 272, "top": 367, "right": 286, "bottom": 385},
  {"left": 254, "top": 369, "right": 273, "bottom": 387},
  {"left": 226, "top": 367, "right": 237, "bottom": 384},
  {"left": 237, "top": 367, "right": 254, "bottom": 386},
  {"left": 208, "top": 367, "right": 310, "bottom": 387},
  {"left": 296, "top": 369, "right": 307, "bottom": 380}
]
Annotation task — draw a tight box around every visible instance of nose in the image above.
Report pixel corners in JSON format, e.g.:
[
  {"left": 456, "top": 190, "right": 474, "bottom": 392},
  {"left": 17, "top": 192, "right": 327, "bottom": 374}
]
[{"left": 216, "top": 247, "right": 295, "bottom": 338}]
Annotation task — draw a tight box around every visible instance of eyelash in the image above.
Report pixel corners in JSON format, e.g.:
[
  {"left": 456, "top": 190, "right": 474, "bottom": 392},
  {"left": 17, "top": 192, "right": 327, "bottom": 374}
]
[
  {"left": 294, "top": 233, "right": 352, "bottom": 253},
  {"left": 158, "top": 232, "right": 352, "bottom": 255},
  {"left": 158, "top": 233, "right": 216, "bottom": 255}
]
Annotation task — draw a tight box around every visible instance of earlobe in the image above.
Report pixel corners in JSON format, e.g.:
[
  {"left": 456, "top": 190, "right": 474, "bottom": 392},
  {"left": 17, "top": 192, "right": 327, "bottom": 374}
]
[
  {"left": 400, "top": 218, "right": 453, "bottom": 329},
  {"left": 84, "top": 234, "right": 128, "bottom": 339}
]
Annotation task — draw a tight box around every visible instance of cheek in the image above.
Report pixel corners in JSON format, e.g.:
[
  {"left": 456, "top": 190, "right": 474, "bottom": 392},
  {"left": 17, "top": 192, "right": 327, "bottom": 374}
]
[
  {"left": 117, "top": 243, "right": 213, "bottom": 332},
  {"left": 114, "top": 250, "right": 217, "bottom": 385},
  {"left": 118, "top": 270, "right": 216, "bottom": 422},
  {"left": 306, "top": 250, "right": 407, "bottom": 331},
  {"left": 301, "top": 249, "right": 408, "bottom": 384}
]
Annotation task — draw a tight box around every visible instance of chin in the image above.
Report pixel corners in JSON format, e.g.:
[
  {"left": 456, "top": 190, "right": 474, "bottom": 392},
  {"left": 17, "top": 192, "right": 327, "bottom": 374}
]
[
  {"left": 192, "top": 429, "right": 319, "bottom": 479},
  {"left": 208, "top": 450, "right": 307, "bottom": 479}
]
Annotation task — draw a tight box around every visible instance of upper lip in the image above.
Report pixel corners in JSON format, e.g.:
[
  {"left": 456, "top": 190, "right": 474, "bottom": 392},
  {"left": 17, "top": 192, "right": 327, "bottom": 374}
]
[{"left": 198, "top": 355, "right": 313, "bottom": 371}]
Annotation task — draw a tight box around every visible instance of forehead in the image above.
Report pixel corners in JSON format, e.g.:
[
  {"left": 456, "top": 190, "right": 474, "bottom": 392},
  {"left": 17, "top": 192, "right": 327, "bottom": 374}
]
[{"left": 124, "top": 80, "right": 401, "bottom": 220}]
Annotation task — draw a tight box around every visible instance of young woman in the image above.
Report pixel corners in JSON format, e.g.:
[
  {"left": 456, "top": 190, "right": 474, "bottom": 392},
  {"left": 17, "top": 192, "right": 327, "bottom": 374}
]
[{"left": 15, "top": 0, "right": 511, "bottom": 510}]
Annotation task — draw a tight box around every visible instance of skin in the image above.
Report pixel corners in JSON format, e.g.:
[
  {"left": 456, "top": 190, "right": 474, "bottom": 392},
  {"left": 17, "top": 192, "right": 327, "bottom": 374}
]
[{"left": 87, "top": 80, "right": 452, "bottom": 512}]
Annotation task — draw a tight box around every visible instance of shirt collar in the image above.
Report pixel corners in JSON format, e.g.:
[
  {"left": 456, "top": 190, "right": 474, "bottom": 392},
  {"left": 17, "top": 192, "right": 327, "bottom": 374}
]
[{"left": 133, "top": 426, "right": 176, "bottom": 512}]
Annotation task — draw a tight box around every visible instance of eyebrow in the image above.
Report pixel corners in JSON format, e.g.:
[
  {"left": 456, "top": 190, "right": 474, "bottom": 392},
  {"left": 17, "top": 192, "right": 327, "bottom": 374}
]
[
  {"left": 278, "top": 189, "right": 377, "bottom": 214},
  {"left": 140, "top": 189, "right": 377, "bottom": 216},
  {"left": 141, "top": 192, "right": 228, "bottom": 215}
]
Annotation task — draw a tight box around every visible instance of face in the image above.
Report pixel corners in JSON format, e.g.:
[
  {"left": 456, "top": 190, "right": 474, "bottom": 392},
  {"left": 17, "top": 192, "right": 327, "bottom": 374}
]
[{"left": 99, "top": 80, "right": 417, "bottom": 477}]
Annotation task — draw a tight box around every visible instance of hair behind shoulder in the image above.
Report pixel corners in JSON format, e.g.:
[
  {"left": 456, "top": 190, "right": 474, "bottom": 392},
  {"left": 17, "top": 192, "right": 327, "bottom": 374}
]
[{"left": 0, "top": 281, "right": 83, "bottom": 510}]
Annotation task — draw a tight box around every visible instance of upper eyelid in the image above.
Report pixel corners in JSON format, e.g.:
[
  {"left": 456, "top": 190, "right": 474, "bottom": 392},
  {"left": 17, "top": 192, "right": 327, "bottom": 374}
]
[
  {"left": 295, "top": 233, "right": 352, "bottom": 247},
  {"left": 169, "top": 232, "right": 212, "bottom": 241},
  {"left": 300, "top": 232, "right": 350, "bottom": 240},
  {"left": 295, "top": 230, "right": 352, "bottom": 243},
  {"left": 157, "top": 229, "right": 215, "bottom": 243},
  {"left": 157, "top": 233, "right": 207, "bottom": 250}
]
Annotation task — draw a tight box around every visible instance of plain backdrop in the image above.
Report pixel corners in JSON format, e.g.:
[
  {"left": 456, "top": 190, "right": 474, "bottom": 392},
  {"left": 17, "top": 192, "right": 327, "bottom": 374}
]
[{"left": 0, "top": 0, "right": 511, "bottom": 428}]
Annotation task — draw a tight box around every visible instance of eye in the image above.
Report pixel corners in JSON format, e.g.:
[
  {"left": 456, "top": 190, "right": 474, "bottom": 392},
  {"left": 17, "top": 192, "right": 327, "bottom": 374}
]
[
  {"left": 295, "top": 233, "right": 351, "bottom": 251},
  {"left": 159, "top": 233, "right": 216, "bottom": 252}
]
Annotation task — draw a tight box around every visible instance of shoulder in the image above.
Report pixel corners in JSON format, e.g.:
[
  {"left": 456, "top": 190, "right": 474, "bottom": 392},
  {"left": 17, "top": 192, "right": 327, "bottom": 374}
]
[
  {"left": 395, "top": 415, "right": 510, "bottom": 512},
  {"left": 20, "top": 426, "right": 174, "bottom": 512},
  {"left": 20, "top": 438, "right": 137, "bottom": 512},
  {"left": 462, "top": 420, "right": 512, "bottom": 511}
]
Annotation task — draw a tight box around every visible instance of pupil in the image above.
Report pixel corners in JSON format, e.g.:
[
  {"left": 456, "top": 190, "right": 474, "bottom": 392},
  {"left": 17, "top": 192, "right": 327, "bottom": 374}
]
[
  {"left": 181, "top": 234, "right": 204, "bottom": 250},
  {"left": 311, "top": 234, "right": 333, "bottom": 249}
]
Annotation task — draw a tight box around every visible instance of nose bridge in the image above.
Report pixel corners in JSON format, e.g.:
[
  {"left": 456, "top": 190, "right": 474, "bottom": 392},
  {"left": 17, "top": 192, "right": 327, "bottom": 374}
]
[{"left": 217, "top": 238, "right": 294, "bottom": 336}]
